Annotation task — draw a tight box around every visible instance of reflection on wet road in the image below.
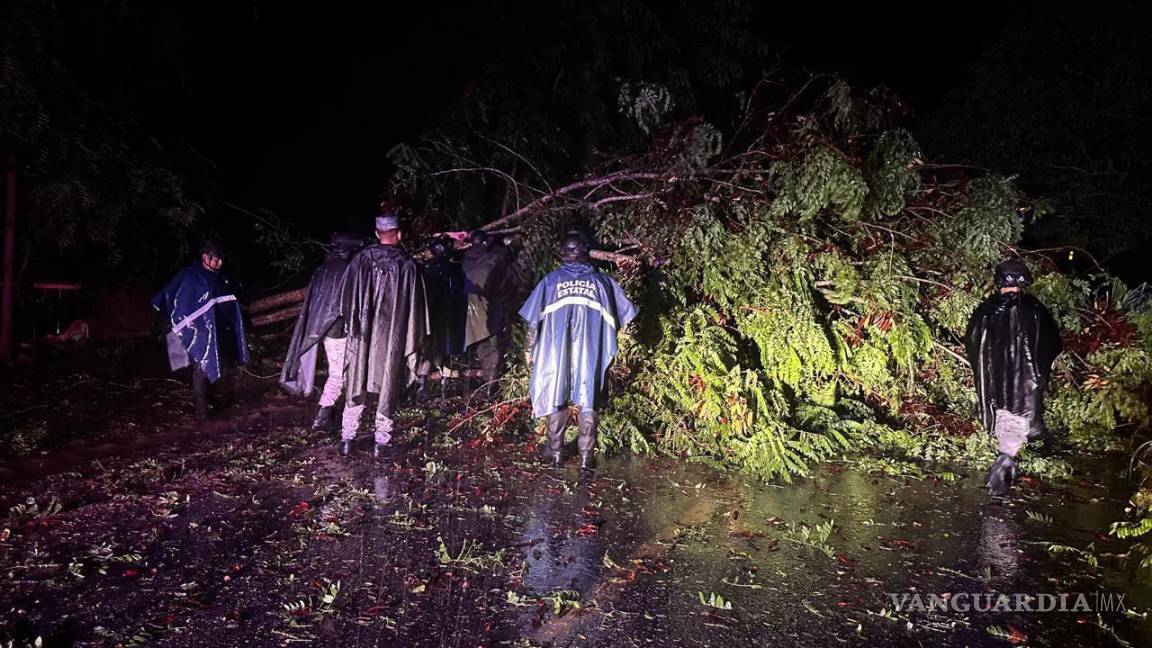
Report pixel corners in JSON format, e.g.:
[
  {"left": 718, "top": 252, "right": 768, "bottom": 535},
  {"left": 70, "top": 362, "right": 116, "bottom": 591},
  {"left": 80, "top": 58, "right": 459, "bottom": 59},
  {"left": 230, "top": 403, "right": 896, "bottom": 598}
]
[{"left": 1, "top": 405, "right": 1149, "bottom": 647}]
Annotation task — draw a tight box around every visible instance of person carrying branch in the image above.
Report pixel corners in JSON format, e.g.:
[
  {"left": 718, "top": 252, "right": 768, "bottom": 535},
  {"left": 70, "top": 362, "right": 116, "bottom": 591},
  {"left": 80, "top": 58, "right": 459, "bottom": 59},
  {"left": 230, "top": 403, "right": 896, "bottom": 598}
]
[
  {"left": 280, "top": 233, "right": 364, "bottom": 430},
  {"left": 338, "top": 212, "right": 429, "bottom": 456},
  {"left": 964, "top": 259, "right": 1062, "bottom": 497},
  {"left": 150, "top": 241, "right": 249, "bottom": 420},
  {"left": 519, "top": 231, "right": 637, "bottom": 470}
]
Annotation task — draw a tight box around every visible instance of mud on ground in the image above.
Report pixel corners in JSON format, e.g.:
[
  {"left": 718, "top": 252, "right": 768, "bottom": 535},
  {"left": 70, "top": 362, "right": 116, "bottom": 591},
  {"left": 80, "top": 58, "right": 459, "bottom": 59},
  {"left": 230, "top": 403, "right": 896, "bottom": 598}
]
[{"left": 1, "top": 372, "right": 1151, "bottom": 647}]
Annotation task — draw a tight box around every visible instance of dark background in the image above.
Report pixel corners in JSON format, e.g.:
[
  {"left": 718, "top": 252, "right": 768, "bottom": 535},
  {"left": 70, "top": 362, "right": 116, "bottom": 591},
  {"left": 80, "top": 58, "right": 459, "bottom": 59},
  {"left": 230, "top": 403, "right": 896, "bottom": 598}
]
[
  {"left": 46, "top": 1, "right": 1034, "bottom": 232},
  {"left": 4, "top": 0, "right": 1150, "bottom": 288}
]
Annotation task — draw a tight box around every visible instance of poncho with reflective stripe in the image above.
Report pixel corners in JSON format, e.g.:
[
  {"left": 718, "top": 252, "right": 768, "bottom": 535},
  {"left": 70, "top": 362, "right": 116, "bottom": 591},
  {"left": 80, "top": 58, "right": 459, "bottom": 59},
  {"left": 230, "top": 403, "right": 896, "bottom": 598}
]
[
  {"left": 519, "top": 261, "right": 637, "bottom": 418},
  {"left": 150, "top": 263, "right": 249, "bottom": 383}
]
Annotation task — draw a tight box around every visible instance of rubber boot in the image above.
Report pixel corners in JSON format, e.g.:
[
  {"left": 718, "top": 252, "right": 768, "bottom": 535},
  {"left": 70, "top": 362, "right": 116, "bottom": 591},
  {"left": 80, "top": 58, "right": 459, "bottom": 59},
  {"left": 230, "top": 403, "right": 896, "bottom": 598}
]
[
  {"left": 577, "top": 410, "right": 598, "bottom": 470},
  {"left": 311, "top": 406, "right": 335, "bottom": 431},
  {"left": 340, "top": 439, "right": 353, "bottom": 455},
  {"left": 192, "top": 365, "right": 211, "bottom": 421},
  {"left": 373, "top": 443, "right": 386, "bottom": 459},
  {"left": 985, "top": 453, "right": 1018, "bottom": 497},
  {"left": 546, "top": 409, "right": 570, "bottom": 467}
]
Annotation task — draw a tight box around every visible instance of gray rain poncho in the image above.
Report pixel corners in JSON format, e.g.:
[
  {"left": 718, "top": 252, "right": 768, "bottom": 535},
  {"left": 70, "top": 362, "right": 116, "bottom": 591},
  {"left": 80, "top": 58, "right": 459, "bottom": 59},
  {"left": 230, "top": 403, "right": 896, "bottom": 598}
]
[
  {"left": 462, "top": 243, "right": 512, "bottom": 348},
  {"left": 339, "top": 244, "right": 429, "bottom": 411},
  {"left": 280, "top": 235, "right": 363, "bottom": 396}
]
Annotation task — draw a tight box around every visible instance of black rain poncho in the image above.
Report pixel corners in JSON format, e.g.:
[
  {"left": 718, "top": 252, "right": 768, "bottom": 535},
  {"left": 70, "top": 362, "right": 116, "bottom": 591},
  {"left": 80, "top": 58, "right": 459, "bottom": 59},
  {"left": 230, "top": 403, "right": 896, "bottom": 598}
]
[
  {"left": 462, "top": 244, "right": 512, "bottom": 348},
  {"left": 420, "top": 254, "right": 466, "bottom": 367},
  {"left": 280, "top": 236, "right": 362, "bottom": 396},
  {"left": 340, "top": 244, "right": 429, "bottom": 410},
  {"left": 964, "top": 291, "right": 1062, "bottom": 434}
]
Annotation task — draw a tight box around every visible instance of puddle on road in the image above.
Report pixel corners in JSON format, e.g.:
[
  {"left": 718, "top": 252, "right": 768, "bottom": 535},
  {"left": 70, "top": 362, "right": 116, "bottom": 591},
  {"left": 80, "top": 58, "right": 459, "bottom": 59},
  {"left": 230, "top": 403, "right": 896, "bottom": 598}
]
[
  {"left": 2, "top": 410, "right": 1150, "bottom": 647},
  {"left": 498, "top": 455, "right": 1152, "bottom": 647}
]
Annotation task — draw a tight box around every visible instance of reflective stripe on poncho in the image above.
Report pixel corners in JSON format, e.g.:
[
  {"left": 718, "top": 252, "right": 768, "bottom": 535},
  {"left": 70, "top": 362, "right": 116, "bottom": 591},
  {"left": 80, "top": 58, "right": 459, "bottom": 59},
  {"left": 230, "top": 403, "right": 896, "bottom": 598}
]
[
  {"left": 519, "top": 261, "right": 637, "bottom": 418},
  {"left": 150, "top": 263, "right": 249, "bottom": 383}
]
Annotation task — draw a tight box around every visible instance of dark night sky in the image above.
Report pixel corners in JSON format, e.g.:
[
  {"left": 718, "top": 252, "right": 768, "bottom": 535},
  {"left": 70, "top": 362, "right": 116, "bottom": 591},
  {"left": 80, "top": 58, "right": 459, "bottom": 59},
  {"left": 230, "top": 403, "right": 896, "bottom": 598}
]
[{"left": 51, "top": 1, "right": 1037, "bottom": 237}]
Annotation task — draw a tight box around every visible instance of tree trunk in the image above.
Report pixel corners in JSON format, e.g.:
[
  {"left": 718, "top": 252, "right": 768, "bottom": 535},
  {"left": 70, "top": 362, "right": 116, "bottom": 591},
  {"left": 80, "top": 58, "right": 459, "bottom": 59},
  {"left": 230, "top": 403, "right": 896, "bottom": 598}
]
[
  {"left": 251, "top": 288, "right": 306, "bottom": 314},
  {"left": 251, "top": 305, "right": 302, "bottom": 327}
]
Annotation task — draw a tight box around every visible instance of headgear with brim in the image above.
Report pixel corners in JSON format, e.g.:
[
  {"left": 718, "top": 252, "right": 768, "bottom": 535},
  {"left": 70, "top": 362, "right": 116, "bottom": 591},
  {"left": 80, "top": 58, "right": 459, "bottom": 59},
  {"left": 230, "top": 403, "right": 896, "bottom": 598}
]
[
  {"left": 376, "top": 214, "right": 400, "bottom": 232},
  {"left": 199, "top": 240, "right": 225, "bottom": 259},
  {"left": 994, "top": 259, "right": 1033, "bottom": 288},
  {"left": 558, "top": 231, "right": 592, "bottom": 262}
]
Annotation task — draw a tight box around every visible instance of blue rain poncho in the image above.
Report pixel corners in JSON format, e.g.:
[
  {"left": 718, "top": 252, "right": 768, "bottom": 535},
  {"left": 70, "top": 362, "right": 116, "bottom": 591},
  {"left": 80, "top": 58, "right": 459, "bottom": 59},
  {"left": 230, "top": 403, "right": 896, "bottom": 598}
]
[
  {"left": 519, "top": 261, "right": 637, "bottom": 418},
  {"left": 150, "top": 263, "right": 249, "bottom": 383}
]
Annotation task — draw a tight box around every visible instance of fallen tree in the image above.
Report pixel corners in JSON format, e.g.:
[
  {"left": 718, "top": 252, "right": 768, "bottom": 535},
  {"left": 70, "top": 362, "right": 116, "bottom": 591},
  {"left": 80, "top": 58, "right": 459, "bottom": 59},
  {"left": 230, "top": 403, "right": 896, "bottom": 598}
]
[{"left": 394, "top": 76, "right": 1152, "bottom": 481}]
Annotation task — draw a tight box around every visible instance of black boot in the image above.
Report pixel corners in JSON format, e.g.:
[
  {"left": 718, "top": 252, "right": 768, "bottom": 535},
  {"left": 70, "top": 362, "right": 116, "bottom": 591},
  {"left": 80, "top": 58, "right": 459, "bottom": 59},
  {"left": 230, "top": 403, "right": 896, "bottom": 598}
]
[
  {"left": 373, "top": 442, "right": 387, "bottom": 459},
  {"left": 577, "top": 410, "right": 598, "bottom": 471},
  {"left": 340, "top": 439, "right": 353, "bottom": 455},
  {"left": 312, "top": 406, "right": 335, "bottom": 431},
  {"left": 985, "top": 453, "right": 1018, "bottom": 497},
  {"left": 192, "top": 365, "right": 211, "bottom": 420},
  {"left": 545, "top": 409, "right": 570, "bottom": 467}
]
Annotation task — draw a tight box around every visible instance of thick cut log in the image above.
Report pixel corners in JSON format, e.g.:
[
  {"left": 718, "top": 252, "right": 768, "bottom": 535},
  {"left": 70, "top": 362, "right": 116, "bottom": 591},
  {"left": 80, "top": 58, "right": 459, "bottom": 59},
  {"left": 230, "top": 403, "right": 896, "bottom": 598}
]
[
  {"left": 251, "top": 304, "right": 302, "bottom": 328},
  {"left": 251, "top": 288, "right": 306, "bottom": 314}
]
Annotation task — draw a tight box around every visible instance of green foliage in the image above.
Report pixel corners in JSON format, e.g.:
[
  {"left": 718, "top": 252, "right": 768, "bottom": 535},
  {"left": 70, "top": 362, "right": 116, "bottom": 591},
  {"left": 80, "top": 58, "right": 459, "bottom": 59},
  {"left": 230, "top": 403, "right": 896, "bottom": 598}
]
[
  {"left": 925, "top": 288, "right": 982, "bottom": 337},
  {"left": 864, "top": 129, "right": 921, "bottom": 218},
  {"left": 697, "top": 591, "right": 733, "bottom": 610},
  {"left": 1110, "top": 514, "right": 1152, "bottom": 540},
  {"left": 786, "top": 519, "right": 836, "bottom": 557},
  {"left": 769, "top": 146, "right": 867, "bottom": 222},
  {"left": 1048, "top": 347, "right": 1152, "bottom": 449},
  {"left": 1030, "top": 272, "right": 1092, "bottom": 333},
  {"left": 927, "top": 177, "right": 1021, "bottom": 270},
  {"left": 611, "top": 114, "right": 1148, "bottom": 479},
  {"left": 446, "top": 77, "right": 1152, "bottom": 483}
]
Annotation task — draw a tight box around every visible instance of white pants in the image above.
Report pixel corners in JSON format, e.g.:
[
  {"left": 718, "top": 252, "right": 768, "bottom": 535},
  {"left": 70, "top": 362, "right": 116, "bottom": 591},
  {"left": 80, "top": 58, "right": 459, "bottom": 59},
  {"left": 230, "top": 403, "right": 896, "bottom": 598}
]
[
  {"left": 341, "top": 404, "right": 394, "bottom": 444},
  {"left": 994, "top": 409, "right": 1030, "bottom": 457},
  {"left": 319, "top": 337, "right": 347, "bottom": 407}
]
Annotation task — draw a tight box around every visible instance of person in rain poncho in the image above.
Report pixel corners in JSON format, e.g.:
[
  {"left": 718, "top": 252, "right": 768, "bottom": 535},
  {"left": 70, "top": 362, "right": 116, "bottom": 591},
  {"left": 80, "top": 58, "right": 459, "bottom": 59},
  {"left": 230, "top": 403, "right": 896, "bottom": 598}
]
[
  {"left": 280, "top": 233, "right": 364, "bottom": 430},
  {"left": 150, "top": 241, "right": 249, "bottom": 420},
  {"left": 338, "top": 213, "right": 428, "bottom": 456},
  {"left": 519, "top": 231, "right": 637, "bottom": 469},
  {"left": 462, "top": 229, "right": 513, "bottom": 396},
  {"left": 964, "top": 259, "right": 1062, "bottom": 497},
  {"left": 416, "top": 235, "right": 466, "bottom": 398}
]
